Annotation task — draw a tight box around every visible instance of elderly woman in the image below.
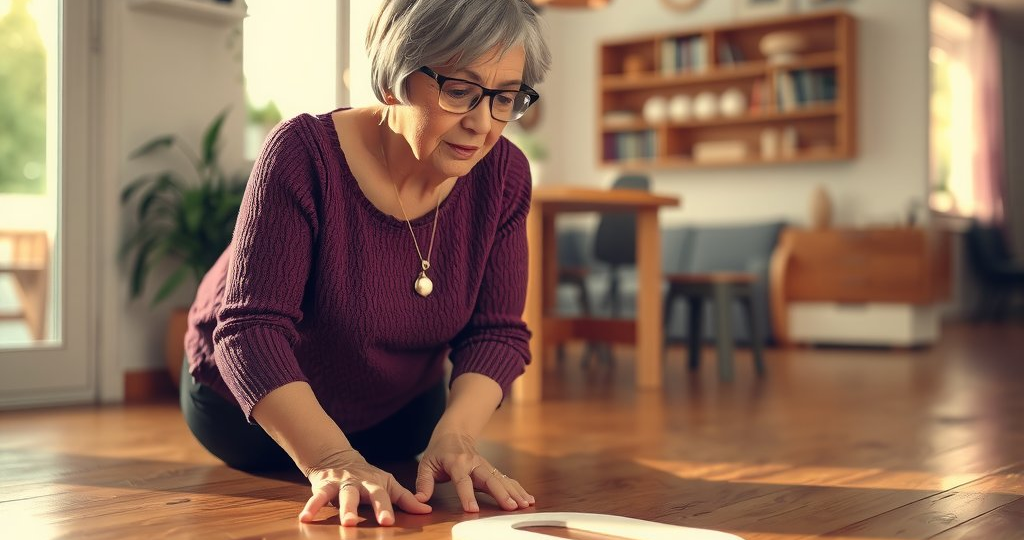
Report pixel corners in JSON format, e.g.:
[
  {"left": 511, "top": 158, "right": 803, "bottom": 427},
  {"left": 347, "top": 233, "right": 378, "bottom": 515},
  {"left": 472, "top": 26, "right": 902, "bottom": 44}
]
[{"left": 180, "top": 0, "right": 550, "bottom": 528}]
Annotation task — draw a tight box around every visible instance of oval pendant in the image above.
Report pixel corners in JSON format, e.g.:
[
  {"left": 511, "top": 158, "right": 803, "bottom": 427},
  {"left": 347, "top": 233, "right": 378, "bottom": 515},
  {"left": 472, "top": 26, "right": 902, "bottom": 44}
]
[{"left": 414, "top": 272, "right": 433, "bottom": 297}]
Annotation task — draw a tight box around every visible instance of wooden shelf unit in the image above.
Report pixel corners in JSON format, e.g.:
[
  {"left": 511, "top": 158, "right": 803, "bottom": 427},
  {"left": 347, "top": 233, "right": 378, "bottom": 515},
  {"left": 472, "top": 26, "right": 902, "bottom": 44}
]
[{"left": 598, "top": 10, "right": 856, "bottom": 169}]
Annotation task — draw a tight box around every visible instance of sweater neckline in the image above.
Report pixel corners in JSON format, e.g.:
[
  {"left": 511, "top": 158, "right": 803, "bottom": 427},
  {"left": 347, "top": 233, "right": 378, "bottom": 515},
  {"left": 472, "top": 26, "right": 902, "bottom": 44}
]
[{"left": 320, "top": 107, "right": 470, "bottom": 230}]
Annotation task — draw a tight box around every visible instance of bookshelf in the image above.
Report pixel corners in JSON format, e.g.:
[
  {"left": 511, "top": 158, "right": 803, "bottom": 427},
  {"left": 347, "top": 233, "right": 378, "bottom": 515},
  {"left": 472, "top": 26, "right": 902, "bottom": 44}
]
[{"left": 598, "top": 10, "right": 856, "bottom": 169}]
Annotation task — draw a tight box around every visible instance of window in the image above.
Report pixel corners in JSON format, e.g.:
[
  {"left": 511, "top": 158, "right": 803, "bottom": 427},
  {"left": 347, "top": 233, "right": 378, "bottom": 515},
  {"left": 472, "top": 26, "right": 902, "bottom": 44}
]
[
  {"left": 242, "top": 0, "right": 339, "bottom": 161},
  {"left": 0, "top": 0, "right": 49, "bottom": 196},
  {"left": 929, "top": 2, "right": 974, "bottom": 216},
  {"left": 0, "top": 0, "right": 97, "bottom": 405},
  {"left": 0, "top": 0, "right": 58, "bottom": 346}
]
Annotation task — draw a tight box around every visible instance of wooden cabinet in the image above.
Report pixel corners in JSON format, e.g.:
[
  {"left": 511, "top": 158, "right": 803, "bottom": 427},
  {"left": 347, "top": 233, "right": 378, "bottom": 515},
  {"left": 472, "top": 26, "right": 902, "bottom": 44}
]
[
  {"left": 598, "top": 10, "right": 856, "bottom": 169},
  {"left": 770, "top": 228, "right": 952, "bottom": 346}
]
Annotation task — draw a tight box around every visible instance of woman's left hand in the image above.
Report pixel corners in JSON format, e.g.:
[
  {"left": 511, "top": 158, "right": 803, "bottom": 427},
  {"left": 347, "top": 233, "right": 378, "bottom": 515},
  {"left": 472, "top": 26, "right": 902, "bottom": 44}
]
[{"left": 414, "top": 431, "right": 535, "bottom": 512}]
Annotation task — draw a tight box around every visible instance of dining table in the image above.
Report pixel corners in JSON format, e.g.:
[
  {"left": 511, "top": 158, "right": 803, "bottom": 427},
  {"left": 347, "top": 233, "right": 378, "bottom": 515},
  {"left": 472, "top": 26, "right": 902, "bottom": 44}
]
[{"left": 511, "top": 185, "right": 681, "bottom": 403}]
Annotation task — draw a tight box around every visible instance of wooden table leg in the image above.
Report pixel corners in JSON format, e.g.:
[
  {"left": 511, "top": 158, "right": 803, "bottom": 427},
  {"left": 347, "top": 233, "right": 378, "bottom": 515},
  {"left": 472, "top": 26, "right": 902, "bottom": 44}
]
[
  {"left": 513, "top": 205, "right": 544, "bottom": 403},
  {"left": 15, "top": 269, "right": 47, "bottom": 341},
  {"left": 713, "top": 282, "right": 735, "bottom": 382},
  {"left": 541, "top": 213, "right": 558, "bottom": 372},
  {"left": 635, "top": 210, "right": 663, "bottom": 390}
]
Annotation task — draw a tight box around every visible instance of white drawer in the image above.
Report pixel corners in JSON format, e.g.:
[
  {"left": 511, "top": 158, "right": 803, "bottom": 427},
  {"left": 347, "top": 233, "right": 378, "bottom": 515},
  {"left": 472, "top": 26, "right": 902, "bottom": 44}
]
[{"left": 789, "top": 302, "right": 940, "bottom": 346}]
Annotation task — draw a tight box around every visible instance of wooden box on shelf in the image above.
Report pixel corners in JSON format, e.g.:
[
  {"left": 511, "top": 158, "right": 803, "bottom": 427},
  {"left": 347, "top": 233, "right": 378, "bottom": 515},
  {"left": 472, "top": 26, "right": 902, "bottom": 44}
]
[{"left": 598, "top": 10, "right": 856, "bottom": 169}]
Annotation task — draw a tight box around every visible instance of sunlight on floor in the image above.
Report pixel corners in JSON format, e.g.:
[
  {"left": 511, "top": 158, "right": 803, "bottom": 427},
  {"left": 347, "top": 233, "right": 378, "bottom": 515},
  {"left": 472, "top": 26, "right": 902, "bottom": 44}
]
[{"left": 633, "top": 458, "right": 986, "bottom": 492}]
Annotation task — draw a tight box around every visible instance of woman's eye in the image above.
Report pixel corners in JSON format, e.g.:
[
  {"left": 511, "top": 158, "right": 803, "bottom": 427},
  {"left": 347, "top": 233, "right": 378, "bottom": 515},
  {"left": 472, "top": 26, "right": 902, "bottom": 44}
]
[{"left": 444, "top": 84, "right": 476, "bottom": 100}]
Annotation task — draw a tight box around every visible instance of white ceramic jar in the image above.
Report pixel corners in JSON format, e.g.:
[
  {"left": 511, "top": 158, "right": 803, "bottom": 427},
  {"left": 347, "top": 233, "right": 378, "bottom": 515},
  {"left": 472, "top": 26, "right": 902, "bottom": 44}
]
[
  {"left": 718, "top": 88, "right": 747, "bottom": 118},
  {"left": 693, "top": 91, "right": 718, "bottom": 121},
  {"left": 642, "top": 95, "right": 669, "bottom": 124}
]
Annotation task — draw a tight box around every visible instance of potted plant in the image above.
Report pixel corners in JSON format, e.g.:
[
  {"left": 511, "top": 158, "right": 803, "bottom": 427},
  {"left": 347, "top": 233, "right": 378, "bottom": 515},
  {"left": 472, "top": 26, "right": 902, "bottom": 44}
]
[{"left": 120, "top": 109, "right": 249, "bottom": 387}]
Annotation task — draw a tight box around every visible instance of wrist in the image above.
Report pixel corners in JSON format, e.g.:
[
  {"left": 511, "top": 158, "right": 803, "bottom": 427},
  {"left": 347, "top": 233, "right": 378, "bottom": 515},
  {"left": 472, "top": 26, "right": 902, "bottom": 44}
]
[
  {"left": 432, "top": 411, "right": 479, "bottom": 436},
  {"left": 301, "top": 447, "right": 363, "bottom": 478},
  {"left": 430, "top": 419, "right": 477, "bottom": 444}
]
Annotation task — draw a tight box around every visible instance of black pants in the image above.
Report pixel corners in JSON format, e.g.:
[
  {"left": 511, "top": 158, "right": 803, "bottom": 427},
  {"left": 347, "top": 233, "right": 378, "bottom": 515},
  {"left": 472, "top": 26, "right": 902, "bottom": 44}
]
[{"left": 180, "top": 357, "right": 447, "bottom": 472}]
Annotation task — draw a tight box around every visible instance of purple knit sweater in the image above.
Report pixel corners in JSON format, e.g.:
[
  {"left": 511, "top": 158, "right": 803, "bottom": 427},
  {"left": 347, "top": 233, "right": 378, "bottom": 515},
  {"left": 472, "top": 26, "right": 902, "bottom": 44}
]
[{"left": 184, "top": 109, "right": 532, "bottom": 432}]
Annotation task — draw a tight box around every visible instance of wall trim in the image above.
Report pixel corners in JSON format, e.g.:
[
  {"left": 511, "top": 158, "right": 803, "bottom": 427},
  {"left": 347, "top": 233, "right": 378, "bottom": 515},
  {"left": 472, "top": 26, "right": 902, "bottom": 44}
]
[{"left": 96, "top": 0, "right": 125, "bottom": 403}]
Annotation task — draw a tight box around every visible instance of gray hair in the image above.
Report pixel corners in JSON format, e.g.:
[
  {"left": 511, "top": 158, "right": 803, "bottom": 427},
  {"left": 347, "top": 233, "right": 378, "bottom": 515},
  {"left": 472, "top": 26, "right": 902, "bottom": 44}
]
[{"left": 366, "top": 0, "right": 552, "bottom": 104}]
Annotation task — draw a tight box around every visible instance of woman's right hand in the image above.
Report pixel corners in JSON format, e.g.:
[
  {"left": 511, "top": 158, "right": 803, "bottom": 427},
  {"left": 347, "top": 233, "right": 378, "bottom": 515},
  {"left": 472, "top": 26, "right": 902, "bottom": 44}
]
[{"left": 299, "top": 448, "right": 432, "bottom": 527}]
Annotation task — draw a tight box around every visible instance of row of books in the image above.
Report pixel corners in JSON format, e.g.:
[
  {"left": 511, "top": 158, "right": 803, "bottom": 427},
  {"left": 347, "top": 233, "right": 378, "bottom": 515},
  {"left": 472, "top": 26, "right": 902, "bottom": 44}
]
[
  {"left": 717, "top": 41, "right": 747, "bottom": 65},
  {"left": 603, "top": 131, "right": 658, "bottom": 162},
  {"left": 776, "top": 68, "right": 838, "bottom": 111},
  {"left": 660, "top": 35, "right": 708, "bottom": 75}
]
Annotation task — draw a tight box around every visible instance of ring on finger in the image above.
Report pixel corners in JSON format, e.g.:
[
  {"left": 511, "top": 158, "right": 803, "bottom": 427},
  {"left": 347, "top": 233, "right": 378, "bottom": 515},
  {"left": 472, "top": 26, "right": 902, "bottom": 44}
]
[
  {"left": 490, "top": 467, "right": 499, "bottom": 476},
  {"left": 338, "top": 481, "right": 359, "bottom": 491}
]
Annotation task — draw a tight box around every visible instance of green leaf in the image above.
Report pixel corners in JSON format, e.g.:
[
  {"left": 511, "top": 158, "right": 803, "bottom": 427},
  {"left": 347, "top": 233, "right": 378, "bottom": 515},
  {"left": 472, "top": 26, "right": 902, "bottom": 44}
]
[
  {"left": 129, "top": 238, "right": 158, "bottom": 299},
  {"left": 129, "top": 135, "right": 176, "bottom": 159},
  {"left": 151, "top": 265, "right": 190, "bottom": 306},
  {"left": 181, "top": 190, "right": 205, "bottom": 233},
  {"left": 118, "top": 226, "right": 160, "bottom": 262},
  {"left": 136, "top": 174, "right": 179, "bottom": 222},
  {"left": 119, "top": 106, "right": 246, "bottom": 306},
  {"left": 120, "top": 175, "right": 155, "bottom": 204},
  {"left": 202, "top": 109, "right": 229, "bottom": 167}
]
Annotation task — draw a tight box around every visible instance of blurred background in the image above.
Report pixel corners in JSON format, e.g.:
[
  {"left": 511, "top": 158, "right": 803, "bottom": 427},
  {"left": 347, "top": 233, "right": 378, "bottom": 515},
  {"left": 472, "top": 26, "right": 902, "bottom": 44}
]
[{"left": 0, "top": 0, "right": 1021, "bottom": 407}]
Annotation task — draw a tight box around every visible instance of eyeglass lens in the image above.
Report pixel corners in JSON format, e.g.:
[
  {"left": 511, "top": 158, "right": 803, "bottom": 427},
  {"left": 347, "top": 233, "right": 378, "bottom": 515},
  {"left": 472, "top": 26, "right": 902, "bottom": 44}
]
[{"left": 439, "top": 80, "right": 533, "bottom": 122}]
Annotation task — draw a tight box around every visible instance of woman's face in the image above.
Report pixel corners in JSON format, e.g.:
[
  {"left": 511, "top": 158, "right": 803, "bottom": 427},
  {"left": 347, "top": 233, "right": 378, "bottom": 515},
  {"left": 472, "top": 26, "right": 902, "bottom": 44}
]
[{"left": 396, "top": 44, "right": 527, "bottom": 180}]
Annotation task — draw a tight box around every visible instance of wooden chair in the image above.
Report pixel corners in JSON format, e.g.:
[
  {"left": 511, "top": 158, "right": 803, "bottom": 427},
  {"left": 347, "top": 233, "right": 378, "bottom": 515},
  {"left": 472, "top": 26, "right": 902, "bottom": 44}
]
[
  {"left": 0, "top": 230, "right": 50, "bottom": 341},
  {"left": 661, "top": 222, "right": 783, "bottom": 381}
]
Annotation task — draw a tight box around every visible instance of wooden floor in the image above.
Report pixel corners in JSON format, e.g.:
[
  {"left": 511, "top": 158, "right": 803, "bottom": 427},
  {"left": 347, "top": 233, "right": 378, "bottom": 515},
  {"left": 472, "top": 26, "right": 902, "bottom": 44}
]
[{"left": 2, "top": 322, "right": 1024, "bottom": 540}]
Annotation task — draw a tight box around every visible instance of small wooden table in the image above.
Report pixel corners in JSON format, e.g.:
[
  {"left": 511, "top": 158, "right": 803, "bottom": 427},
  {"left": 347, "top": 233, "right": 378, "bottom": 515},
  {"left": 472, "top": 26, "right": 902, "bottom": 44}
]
[
  {"left": 663, "top": 272, "right": 765, "bottom": 381},
  {"left": 512, "top": 186, "right": 680, "bottom": 403},
  {"left": 0, "top": 230, "right": 49, "bottom": 341}
]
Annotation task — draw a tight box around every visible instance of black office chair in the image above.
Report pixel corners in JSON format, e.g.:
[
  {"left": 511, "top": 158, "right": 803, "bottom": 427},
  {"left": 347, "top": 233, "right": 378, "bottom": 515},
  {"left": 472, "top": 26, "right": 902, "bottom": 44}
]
[
  {"left": 964, "top": 220, "right": 1024, "bottom": 320},
  {"left": 556, "top": 228, "right": 595, "bottom": 365},
  {"left": 594, "top": 175, "right": 649, "bottom": 314},
  {"left": 585, "top": 174, "right": 650, "bottom": 365}
]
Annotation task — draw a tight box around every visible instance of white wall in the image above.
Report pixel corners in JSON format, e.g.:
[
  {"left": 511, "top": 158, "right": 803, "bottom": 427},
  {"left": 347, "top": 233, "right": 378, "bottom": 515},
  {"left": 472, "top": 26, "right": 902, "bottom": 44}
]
[
  {"left": 539, "top": 0, "right": 931, "bottom": 228},
  {"left": 102, "top": 0, "right": 246, "bottom": 374},
  {"left": 348, "top": 0, "right": 382, "bottom": 107}
]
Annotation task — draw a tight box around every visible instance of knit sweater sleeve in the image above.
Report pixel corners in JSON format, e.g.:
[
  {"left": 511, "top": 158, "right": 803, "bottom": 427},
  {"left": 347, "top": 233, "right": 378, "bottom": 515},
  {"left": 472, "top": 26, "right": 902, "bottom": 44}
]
[
  {"left": 448, "top": 140, "right": 533, "bottom": 400},
  {"left": 212, "top": 116, "right": 320, "bottom": 422}
]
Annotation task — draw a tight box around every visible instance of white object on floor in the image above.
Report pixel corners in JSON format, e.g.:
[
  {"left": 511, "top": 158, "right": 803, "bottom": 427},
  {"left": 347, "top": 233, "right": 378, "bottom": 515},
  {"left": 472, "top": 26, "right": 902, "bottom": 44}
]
[{"left": 451, "top": 512, "right": 745, "bottom": 539}]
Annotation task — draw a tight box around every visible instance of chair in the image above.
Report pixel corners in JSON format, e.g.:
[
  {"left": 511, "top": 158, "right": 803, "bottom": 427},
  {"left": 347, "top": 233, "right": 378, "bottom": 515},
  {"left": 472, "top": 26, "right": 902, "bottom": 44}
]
[
  {"left": 663, "top": 222, "right": 784, "bottom": 380},
  {"left": 0, "top": 230, "right": 50, "bottom": 341},
  {"left": 589, "top": 174, "right": 650, "bottom": 363},
  {"left": 964, "top": 220, "right": 1024, "bottom": 320},
  {"left": 554, "top": 175, "right": 650, "bottom": 366},
  {"left": 593, "top": 175, "right": 650, "bottom": 314},
  {"left": 555, "top": 227, "right": 595, "bottom": 364}
]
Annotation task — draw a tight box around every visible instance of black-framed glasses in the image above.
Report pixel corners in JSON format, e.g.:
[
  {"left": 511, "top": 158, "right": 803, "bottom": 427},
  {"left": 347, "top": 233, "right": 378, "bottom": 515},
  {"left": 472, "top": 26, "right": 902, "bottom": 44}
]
[{"left": 417, "top": 66, "right": 540, "bottom": 122}]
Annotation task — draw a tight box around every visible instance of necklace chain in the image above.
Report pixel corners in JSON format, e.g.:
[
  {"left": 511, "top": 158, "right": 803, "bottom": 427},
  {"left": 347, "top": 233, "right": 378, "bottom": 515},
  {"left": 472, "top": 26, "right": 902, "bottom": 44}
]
[{"left": 381, "top": 143, "right": 441, "bottom": 272}]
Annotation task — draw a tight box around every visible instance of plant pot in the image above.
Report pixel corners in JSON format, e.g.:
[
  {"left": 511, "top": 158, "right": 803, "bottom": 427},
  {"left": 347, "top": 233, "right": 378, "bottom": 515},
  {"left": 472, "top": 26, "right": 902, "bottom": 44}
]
[{"left": 165, "top": 307, "right": 189, "bottom": 389}]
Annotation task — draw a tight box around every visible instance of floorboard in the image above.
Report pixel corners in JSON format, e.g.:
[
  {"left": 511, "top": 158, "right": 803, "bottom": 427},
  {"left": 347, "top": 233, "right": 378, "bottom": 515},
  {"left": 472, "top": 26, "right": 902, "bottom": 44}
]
[{"left": 1, "top": 322, "right": 1022, "bottom": 539}]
